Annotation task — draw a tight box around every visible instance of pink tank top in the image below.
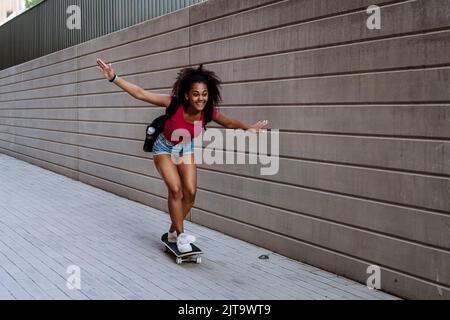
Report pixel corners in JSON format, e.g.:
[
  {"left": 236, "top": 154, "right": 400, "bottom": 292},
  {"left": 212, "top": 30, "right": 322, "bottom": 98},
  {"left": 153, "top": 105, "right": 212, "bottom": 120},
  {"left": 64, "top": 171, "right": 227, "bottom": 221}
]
[{"left": 163, "top": 103, "right": 219, "bottom": 144}]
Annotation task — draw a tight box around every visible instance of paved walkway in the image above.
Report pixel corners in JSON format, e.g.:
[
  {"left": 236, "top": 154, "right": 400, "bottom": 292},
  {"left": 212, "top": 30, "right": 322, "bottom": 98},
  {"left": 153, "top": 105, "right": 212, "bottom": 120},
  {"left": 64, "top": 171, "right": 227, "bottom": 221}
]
[{"left": 0, "top": 153, "right": 398, "bottom": 300}]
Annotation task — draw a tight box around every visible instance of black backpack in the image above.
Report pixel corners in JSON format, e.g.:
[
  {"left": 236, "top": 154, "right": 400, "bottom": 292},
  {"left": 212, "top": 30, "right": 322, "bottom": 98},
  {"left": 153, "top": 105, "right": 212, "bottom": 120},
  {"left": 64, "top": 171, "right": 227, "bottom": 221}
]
[{"left": 143, "top": 96, "right": 179, "bottom": 153}]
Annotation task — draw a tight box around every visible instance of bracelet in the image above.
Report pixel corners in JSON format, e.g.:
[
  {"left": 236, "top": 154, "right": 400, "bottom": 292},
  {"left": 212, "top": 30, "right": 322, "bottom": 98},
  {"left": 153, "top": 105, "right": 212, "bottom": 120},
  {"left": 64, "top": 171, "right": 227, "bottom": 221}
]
[{"left": 109, "top": 74, "right": 118, "bottom": 82}]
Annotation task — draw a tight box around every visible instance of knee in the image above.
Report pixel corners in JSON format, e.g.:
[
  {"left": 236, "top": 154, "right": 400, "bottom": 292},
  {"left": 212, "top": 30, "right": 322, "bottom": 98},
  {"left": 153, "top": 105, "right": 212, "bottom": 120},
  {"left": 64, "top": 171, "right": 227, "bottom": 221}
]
[
  {"left": 168, "top": 184, "right": 183, "bottom": 200},
  {"left": 183, "top": 187, "right": 196, "bottom": 204}
]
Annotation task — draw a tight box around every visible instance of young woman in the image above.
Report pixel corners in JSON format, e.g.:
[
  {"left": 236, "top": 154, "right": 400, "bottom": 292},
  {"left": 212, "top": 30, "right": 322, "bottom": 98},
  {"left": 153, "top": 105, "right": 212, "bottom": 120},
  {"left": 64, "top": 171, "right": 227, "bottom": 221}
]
[{"left": 96, "top": 58, "right": 268, "bottom": 252}]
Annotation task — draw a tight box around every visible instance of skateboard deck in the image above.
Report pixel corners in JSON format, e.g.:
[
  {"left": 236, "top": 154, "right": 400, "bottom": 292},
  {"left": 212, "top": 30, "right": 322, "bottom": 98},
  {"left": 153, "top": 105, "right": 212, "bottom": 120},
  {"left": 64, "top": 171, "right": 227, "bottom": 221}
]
[{"left": 161, "top": 233, "right": 203, "bottom": 264}]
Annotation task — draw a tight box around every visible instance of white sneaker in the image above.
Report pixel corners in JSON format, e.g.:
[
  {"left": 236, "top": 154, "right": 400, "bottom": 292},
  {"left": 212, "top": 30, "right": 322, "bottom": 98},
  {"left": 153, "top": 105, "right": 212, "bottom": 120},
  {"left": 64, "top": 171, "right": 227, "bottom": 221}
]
[
  {"left": 177, "top": 233, "right": 196, "bottom": 253},
  {"left": 167, "top": 231, "right": 177, "bottom": 243}
]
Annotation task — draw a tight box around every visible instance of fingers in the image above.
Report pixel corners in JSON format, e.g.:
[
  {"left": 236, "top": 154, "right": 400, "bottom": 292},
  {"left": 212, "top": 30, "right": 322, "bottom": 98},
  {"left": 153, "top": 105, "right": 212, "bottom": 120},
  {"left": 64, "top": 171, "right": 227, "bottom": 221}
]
[
  {"left": 255, "top": 120, "right": 269, "bottom": 128},
  {"left": 96, "top": 58, "right": 111, "bottom": 71},
  {"left": 96, "top": 59, "right": 105, "bottom": 71},
  {"left": 249, "top": 120, "right": 269, "bottom": 133},
  {"left": 96, "top": 58, "right": 106, "bottom": 68}
]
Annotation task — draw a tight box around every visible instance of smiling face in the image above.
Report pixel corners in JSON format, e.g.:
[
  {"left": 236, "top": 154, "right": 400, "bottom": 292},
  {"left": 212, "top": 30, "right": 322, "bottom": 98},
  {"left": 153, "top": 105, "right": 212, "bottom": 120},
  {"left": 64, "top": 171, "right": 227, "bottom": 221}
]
[{"left": 185, "top": 82, "right": 208, "bottom": 112}]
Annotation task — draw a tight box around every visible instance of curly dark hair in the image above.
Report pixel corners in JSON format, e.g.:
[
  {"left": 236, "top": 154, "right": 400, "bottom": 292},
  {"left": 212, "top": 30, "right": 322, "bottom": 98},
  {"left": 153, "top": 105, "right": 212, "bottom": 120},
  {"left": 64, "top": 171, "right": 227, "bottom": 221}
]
[{"left": 170, "top": 64, "right": 222, "bottom": 129}]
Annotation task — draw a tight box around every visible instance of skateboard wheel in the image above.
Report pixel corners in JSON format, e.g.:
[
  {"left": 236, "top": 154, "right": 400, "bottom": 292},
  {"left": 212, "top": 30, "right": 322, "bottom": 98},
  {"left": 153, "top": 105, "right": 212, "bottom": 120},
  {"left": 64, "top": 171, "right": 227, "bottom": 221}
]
[
  {"left": 196, "top": 257, "right": 202, "bottom": 264},
  {"left": 176, "top": 257, "right": 182, "bottom": 264},
  {"left": 162, "top": 245, "right": 167, "bottom": 252}
]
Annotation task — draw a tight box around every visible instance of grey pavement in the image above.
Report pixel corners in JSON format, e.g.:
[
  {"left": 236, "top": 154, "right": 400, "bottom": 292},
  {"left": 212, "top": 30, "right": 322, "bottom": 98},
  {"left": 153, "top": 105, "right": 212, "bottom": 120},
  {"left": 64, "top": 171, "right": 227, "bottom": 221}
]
[{"left": 0, "top": 153, "right": 399, "bottom": 300}]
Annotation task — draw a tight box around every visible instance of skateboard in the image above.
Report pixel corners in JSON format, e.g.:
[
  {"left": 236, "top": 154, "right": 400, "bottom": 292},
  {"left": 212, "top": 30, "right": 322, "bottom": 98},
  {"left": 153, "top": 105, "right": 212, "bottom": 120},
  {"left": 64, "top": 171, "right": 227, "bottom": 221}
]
[{"left": 161, "top": 233, "right": 203, "bottom": 264}]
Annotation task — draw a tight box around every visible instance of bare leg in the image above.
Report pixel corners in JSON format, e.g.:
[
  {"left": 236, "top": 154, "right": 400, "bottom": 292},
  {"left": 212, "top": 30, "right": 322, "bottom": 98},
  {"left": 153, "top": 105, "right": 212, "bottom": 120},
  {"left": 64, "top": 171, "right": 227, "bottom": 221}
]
[
  {"left": 153, "top": 154, "right": 184, "bottom": 235},
  {"left": 170, "top": 154, "right": 197, "bottom": 233}
]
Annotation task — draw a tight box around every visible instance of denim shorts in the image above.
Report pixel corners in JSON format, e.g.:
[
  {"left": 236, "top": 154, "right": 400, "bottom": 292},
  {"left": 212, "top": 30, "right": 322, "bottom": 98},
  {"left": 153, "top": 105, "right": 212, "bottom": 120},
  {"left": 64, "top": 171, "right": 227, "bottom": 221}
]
[{"left": 152, "top": 132, "right": 194, "bottom": 157}]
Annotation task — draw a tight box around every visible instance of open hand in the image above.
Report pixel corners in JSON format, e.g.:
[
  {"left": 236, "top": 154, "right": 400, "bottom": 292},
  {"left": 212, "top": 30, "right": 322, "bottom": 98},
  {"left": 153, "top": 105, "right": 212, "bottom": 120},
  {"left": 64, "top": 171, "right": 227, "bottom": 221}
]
[
  {"left": 248, "top": 120, "right": 269, "bottom": 133},
  {"left": 96, "top": 58, "right": 115, "bottom": 81}
]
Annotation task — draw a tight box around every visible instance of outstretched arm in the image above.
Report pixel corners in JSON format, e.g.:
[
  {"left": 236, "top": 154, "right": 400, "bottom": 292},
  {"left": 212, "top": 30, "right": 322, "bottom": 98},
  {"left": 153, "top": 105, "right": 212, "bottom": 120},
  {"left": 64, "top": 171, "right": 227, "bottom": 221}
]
[
  {"left": 214, "top": 113, "right": 268, "bottom": 133},
  {"left": 96, "top": 58, "right": 171, "bottom": 108}
]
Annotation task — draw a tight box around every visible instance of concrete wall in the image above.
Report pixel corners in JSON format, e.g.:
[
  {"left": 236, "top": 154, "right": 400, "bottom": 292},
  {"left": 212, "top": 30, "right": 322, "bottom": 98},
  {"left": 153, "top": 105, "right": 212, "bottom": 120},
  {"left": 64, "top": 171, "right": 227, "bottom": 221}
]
[{"left": 0, "top": 0, "right": 449, "bottom": 299}]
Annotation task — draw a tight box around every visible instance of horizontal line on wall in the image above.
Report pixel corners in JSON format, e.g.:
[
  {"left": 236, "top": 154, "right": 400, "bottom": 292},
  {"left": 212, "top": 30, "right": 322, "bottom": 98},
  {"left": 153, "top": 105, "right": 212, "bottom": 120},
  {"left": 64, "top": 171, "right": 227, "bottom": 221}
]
[
  {"left": 0, "top": 137, "right": 448, "bottom": 218},
  {"left": 193, "top": 27, "right": 450, "bottom": 72},
  {"left": 2, "top": 117, "right": 450, "bottom": 141},
  {"left": 4, "top": 60, "right": 450, "bottom": 97},
  {"left": 5, "top": 139, "right": 448, "bottom": 258},
  {"left": 2, "top": 102, "right": 450, "bottom": 110},
  {"left": 3, "top": 62, "right": 450, "bottom": 102},
  {"left": 0, "top": 116, "right": 148, "bottom": 125},
  {"left": 2, "top": 0, "right": 407, "bottom": 82},
  {"left": 188, "top": 0, "right": 287, "bottom": 29},
  {"left": 0, "top": 1, "right": 444, "bottom": 90},
  {"left": 6, "top": 95, "right": 449, "bottom": 104},
  {"left": 189, "top": 18, "right": 450, "bottom": 62},
  {"left": 1, "top": 129, "right": 450, "bottom": 179},
  {"left": 0, "top": 0, "right": 283, "bottom": 80},
  {"left": 211, "top": 128, "right": 450, "bottom": 142},
  {"left": 199, "top": 166, "right": 450, "bottom": 215},
  {"left": 0, "top": 0, "right": 378, "bottom": 81},
  {"left": 0, "top": 86, "right": 168, "bottom": 102},
  {"left": 222, "top": 64, "right": 450, "bottom": 84},
  {"left": 2, "top": 127, "right": 450, "bottom": 174},
  {"left": 0, "top": 26, "right": 192, "bottom": 82},
  {"left": 200, "top": 153, "right": 450, "bottom": 179},
  {"left": 0, "top": 0, "right": 250, "bottom": 82},
  {"left": 188, "top": 0, "right": 414, "bottom": 48},
  {"left": 0, "top": 124, "right": 450, "bottom": 171},
  {"left": 190, "top": 19, "right": 450, "bottom": 65},
  {"left": 4, "top": 35, "right": 450, "bottom": 94},
  {"left": 194, "top": 188, "right": 450, "bottom": 252},
  {"left": 2, "top": 142, "right": 449, "bottom": 257},
  {"left": 220, "top": 101, "right": 450, "bottom": 106},
  {"left": 229, "top": 67, "right": 450, "bottom": 86},
  {"left": 192, "top": 206, "right": 450, "bottom": 291},
  {"left": 0, "top": 124, "right": 141, "bottom": 139},
  {"left": 0, "top": 132, "right": 138, "bottom": 155},
  {"left": 0, "top": 47, "right": 192, "bottom": 91},
  {"left": 0, "top": 96, "right": 79, "bottom": 104},
  {"left": 0, "top": 146, "right": 78, "bottom": 175},
  {"left": 0, "top": 0, "right": 405, "bottom": 80}
]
